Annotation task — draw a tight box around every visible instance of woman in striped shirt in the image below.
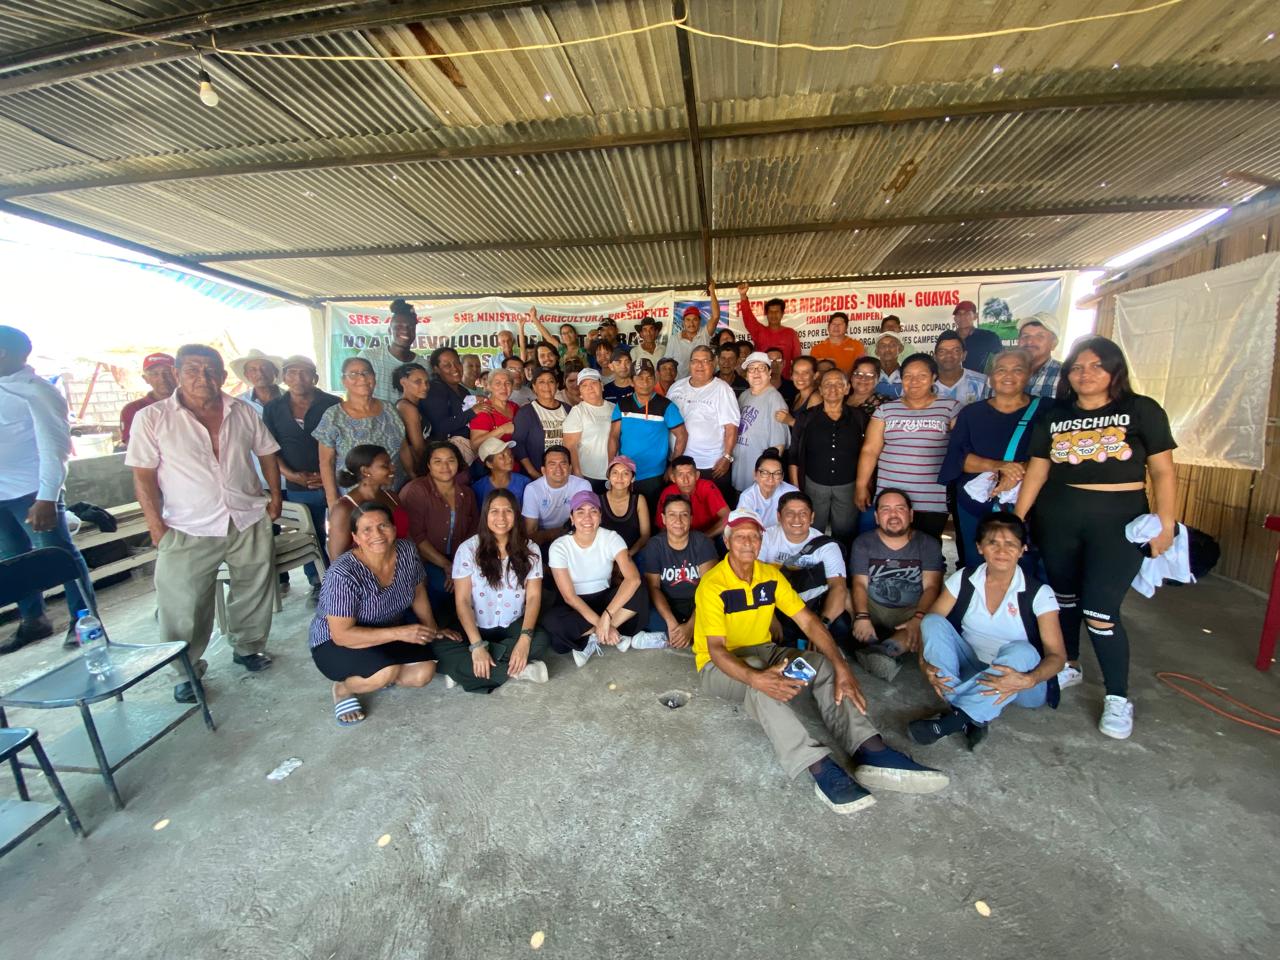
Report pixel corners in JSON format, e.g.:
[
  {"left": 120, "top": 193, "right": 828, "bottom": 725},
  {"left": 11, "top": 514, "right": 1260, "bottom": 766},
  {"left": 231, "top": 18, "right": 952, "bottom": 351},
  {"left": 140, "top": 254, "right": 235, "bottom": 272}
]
[
  {"left": 309, "top": 501, "right": 461, "bottom": 725},
  {"left": 855, "top": 354, "right": 960, "bottom": 542}
]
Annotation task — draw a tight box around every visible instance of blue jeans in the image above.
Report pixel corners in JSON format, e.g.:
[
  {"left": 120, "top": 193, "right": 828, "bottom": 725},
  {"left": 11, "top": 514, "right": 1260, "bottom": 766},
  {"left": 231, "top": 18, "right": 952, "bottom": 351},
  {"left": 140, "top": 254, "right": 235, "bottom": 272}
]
[
  {"left": 284, "top": 488, "right": 327, "bottom": 583},
  {"left": 921, "top": 613, "right": 1046, "bottom": 724},
  {"left": 0, "top": 492, "right": 96, "bottom": 621}
]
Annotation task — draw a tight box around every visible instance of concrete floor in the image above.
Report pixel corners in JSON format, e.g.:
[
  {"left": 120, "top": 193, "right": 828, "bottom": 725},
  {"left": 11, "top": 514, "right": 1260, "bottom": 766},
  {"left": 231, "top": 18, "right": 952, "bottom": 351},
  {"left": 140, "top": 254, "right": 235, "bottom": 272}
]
[{"left": 0, "top": 565, "right": 1277, "bottom": 960}]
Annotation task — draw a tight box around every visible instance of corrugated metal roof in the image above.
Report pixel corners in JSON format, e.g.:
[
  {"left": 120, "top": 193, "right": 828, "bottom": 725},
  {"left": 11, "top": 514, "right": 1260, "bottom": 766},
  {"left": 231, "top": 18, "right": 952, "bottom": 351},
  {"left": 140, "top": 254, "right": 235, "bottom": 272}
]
[
  {"left": 220, "top": 236, "right": 704, "bottom": 297},
  {"left": 709, "top": 100, "right": 1280, "bottom": 229},
  {"left": 0, "top": 0, "right": 1278, "bottom": 300}
]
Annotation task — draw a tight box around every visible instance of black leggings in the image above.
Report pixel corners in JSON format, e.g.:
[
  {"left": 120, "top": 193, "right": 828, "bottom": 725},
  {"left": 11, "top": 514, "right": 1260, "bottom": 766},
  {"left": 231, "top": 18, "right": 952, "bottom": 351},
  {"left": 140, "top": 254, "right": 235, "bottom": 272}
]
[
  {"left": 542, "top": 586, "right": 650, "bottom": 653},
  {"left": 1032, "top": 486, "right": 1147, "bottom": 697}
]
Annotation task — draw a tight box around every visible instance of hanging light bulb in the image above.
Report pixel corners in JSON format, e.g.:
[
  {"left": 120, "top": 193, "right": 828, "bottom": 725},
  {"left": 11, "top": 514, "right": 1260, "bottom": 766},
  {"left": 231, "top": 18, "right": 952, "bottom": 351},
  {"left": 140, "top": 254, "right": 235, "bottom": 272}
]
[
  {"left": 193, "top": 48, "right": 220, "bottom": 107},
  {"left": 197, "top": 68, "right": 220, "bottom": 107}
]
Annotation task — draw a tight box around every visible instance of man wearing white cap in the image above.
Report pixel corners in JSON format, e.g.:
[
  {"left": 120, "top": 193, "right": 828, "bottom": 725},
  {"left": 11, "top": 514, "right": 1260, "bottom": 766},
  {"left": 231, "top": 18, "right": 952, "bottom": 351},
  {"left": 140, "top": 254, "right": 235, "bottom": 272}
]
[
  {"left": 262, "top": 355, "right": 340, "bottom": 595},
  {"left": 693, "top": 506, "right": 948, "bottom": 814},
  {"left": 731, "top": 351, "right": 790, "bottom": 492},
  {"left": 229, "top": 348, "right": 284, "bottom": 417},
  {"left": 1017, "top": 313, "right": 1063, "bottom": 399},
  {"left": 874, "top": 332, "right": 904, "bottom": 399}
]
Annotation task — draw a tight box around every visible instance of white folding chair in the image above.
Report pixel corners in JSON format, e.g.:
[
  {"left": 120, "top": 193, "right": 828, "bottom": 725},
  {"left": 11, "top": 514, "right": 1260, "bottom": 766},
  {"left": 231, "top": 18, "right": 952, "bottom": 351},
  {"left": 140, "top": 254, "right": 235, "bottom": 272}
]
[{"left": 213, "top": 501, "right": 328, "bottom": 634}]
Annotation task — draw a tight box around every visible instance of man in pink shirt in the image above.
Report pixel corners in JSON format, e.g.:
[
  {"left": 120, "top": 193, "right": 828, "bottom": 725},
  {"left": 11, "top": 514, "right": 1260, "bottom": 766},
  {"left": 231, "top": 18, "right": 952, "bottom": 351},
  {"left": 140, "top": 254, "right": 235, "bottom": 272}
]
[
  {"left": 126, "top": 344, "right": 283, "bottom": 703},
  {"left": 737, "top": 282, "right": 802, "bottom": 377}
]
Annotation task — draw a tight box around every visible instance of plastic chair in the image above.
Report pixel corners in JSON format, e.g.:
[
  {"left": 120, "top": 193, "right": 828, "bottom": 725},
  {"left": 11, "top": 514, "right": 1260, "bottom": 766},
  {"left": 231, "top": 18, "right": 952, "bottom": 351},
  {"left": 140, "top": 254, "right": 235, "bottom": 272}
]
[
  {"left": 213, "top": 500, "right": 327, "bottom": 633},
  {"left": 0, "top": 548, "right": 214, "bottom": 810},
  {"left": 0, "top": 721, "right": 84, "bottom": 855}
]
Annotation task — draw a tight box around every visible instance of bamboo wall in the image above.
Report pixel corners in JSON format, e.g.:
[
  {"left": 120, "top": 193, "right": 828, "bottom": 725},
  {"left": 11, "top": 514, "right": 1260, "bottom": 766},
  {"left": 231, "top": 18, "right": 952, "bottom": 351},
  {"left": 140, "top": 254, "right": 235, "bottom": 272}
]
[{"left": 1094, "top": 210, "right": 1280, "bottom": 590}]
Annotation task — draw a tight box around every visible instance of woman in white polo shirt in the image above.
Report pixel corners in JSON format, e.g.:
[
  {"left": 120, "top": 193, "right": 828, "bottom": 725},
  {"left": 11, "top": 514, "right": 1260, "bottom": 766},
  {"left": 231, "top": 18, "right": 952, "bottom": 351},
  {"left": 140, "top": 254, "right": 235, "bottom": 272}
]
[{"left": 910, "top": 512, "right": 1066, "bottom": 750}]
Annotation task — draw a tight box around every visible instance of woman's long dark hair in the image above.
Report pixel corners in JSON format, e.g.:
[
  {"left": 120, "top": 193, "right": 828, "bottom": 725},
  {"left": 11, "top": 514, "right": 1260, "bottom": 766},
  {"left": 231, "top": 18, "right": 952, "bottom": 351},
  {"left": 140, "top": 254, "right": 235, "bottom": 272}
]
[
  {"left": 337, "top": 444, "right": 390, "bottom": 488},
  {"left": 1058, "top": 335, "right": 1131, "bottom": 405},
  {"left": 474, "top": 489, "right": 534, "bottom": 589}
]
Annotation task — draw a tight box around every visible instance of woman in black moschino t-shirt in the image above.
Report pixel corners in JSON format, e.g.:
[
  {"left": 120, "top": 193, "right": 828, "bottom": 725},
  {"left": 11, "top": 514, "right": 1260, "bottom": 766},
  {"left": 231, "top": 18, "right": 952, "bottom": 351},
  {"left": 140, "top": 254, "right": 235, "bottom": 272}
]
[{"left": 1014, "top": 336, "right": 1177, "bottom": 742}]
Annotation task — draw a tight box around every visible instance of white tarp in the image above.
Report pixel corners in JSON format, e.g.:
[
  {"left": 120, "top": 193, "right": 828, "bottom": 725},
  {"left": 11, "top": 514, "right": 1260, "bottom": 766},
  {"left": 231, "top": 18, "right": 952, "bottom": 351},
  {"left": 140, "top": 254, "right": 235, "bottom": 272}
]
[{"left": 1113, "top": 251, "right": 1280, "bottom": 470}]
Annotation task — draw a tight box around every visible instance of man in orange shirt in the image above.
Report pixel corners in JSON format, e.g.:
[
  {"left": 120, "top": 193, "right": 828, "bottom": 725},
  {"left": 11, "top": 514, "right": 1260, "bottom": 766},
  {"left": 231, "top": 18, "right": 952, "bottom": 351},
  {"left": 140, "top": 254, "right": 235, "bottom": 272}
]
[{"left": 810, "top": 312, "right": 865, "bottom": 375}]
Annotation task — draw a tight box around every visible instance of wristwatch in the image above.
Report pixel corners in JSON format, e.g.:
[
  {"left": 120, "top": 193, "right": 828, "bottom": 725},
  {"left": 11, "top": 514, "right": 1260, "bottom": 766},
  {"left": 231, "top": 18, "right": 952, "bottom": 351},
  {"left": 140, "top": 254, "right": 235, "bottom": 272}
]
[{"left": 720, "top": 453, "right": 735, "bottom": 462}]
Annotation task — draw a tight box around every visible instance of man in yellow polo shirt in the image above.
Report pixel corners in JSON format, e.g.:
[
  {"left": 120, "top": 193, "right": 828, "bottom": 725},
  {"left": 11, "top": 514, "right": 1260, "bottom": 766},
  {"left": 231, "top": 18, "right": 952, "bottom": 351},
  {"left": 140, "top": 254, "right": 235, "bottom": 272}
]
[{"left": 695, "top": 507, "right": 948, "bottom": 814}]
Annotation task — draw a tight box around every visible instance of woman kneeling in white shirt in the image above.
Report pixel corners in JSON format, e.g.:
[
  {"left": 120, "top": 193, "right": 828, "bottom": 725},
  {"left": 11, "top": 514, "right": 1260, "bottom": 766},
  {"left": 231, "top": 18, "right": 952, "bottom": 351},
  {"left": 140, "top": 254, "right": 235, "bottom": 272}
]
[
  {"left": 543, "top": 490, "right": 663, "bottom": 666},
  {"left": 911, "top": 513, "right": 1067, "bottom": 750}
]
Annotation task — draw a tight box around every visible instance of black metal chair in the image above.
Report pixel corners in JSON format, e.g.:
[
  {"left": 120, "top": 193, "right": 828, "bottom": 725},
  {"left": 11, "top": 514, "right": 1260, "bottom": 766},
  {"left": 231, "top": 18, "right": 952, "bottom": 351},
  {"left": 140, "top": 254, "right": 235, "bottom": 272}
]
[
  {"left": 0, "top": 547, "right": 215, "bottom": 810},
  {"left": 0, "top": 723, "right": 84, "bottom": 855}
]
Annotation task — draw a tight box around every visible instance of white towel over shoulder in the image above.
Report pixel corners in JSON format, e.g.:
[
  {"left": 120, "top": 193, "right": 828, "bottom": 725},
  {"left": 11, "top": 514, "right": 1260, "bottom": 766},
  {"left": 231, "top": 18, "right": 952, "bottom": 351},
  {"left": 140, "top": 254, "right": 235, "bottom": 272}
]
[{"left": 1124, "top": 514, "right": 1195, "bottom": 598}]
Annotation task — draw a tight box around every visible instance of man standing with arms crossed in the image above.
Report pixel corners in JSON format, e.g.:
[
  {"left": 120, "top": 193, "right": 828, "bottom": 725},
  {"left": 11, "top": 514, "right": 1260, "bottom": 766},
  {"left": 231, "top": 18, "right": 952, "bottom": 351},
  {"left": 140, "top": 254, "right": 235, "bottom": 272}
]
[{"left": 127, "top": 344, "right": 283, "bottom": 703}]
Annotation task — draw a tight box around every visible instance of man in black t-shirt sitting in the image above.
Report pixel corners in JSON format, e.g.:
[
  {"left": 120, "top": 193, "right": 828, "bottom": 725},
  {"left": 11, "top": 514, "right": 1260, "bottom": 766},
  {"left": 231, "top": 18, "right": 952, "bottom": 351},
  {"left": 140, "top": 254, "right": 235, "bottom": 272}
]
[{"left": 640, "top": 495, "right": 718, "bottom": 648}]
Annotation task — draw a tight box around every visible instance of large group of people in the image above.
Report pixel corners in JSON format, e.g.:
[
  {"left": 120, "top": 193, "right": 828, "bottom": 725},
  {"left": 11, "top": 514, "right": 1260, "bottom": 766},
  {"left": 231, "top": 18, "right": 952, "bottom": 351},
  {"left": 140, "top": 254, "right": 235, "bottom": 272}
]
[{"left": 0, "top": 285, "right": 1180, "bottom": 816}]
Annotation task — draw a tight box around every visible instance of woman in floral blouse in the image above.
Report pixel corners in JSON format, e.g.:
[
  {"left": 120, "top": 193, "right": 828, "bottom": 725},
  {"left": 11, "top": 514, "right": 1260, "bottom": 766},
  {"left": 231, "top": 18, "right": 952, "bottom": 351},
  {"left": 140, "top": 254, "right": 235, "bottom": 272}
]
[{"left": 436, "top": 489, "right": 552, "bottom": 692}]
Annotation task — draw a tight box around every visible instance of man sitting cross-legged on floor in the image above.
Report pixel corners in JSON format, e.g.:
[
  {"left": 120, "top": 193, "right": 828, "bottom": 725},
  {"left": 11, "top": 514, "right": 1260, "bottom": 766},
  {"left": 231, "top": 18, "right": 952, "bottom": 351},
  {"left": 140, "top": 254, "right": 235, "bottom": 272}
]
[
  {"left": 641, "top": 493, "right": 719, "bottom": 648},
  {"left": 694, "top": 506, "right": 948, "bottom": 814},
  {"left": 910, "top": 513, "right": 1066, "bottom": 750},
  {"left": 848, "top": 488, "right": 943, "bottom": 683},
  {"left": 758, "top": 491, "right": 853, "bottom": 652},
  {"left": 309, "top": 502, "right": 460, "bottom": 725}
]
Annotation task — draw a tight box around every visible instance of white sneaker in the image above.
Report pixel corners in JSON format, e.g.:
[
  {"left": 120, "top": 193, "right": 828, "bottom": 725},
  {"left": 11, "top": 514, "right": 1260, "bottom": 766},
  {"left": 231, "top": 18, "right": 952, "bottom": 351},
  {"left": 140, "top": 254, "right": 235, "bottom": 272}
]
[
  {"left": 615, "top": 635, "right": 632, "bottom": 653},
  {"left": 512, "top": 660, "right": 549, "bottom": 684},
  {"left": 443, "top": 675, "right": 458, "bottom": 690},
  {"left": 1057, "top": 662, "right": 1084, "bottom": 690},
  {"left": 572, "top": 635, "right": 602, "bottom": 668},
  {"left": 1098, "top": 695, "right": 1134, "bottom": 739},
  {"left": 627, "top": 631, "right": 669, "bottom": 650}
]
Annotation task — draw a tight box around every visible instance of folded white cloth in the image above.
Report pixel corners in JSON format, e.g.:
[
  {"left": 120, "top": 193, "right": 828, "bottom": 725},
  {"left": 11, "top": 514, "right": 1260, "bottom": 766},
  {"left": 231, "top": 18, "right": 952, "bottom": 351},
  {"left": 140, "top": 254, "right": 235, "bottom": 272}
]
[
  {"left": 963, "top": 471, "right": 1020, "bottom": 505},
  {"left": 1124, "top": 514, "right": 1195, "bottom": 597}
]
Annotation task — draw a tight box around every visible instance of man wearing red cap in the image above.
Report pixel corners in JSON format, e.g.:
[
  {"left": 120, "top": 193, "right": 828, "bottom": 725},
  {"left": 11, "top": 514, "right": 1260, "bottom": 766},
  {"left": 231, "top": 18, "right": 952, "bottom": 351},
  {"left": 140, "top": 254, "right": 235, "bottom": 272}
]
[
  {"left": 693, "top": 506, "right": 948, "bottom": 814},
  {"left": 952, "top": 300, "right": 1002, "bottom": 375},
  {"left": 664, "top": 284, "right": 719, "bottom": 379},
  {"left": 737, "top": 282, "right": 802, "bottom": 377},
  {"left": 120, "top": 352, "right": 176, "bottom": 446}
]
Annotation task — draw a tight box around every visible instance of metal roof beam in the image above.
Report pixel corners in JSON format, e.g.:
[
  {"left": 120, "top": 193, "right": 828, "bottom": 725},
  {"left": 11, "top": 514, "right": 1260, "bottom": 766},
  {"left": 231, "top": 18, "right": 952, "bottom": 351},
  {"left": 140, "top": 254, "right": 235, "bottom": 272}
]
[
  {"left": 3, "top": 82, "right": 1278, "bottom": 198},
  {"left": 0, "top": 1, "right": 353, "bottom": 75},
  {"left": 0, "top": 0, "right": 546, "bottom": 95},
  {"left": 188, "top": 200, "right": 1221, "bottom": 262},
  {"left": 0, "top": 200, "right": 317, "bottom": 305}
]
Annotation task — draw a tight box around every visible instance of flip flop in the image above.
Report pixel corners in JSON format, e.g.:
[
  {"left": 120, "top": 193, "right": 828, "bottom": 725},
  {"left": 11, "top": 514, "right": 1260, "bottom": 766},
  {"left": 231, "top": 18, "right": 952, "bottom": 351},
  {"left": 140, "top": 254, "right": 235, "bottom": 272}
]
[{"left": 333, "top": 696, "right": 364, "bottom": 726}]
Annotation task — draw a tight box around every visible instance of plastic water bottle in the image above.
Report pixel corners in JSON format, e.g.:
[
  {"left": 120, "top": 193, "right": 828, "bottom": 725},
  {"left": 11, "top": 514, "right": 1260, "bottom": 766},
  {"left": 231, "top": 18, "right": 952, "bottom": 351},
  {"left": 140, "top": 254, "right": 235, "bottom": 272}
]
[{"left": 75, "top": 609, "right": 110, "bottom": 679}]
